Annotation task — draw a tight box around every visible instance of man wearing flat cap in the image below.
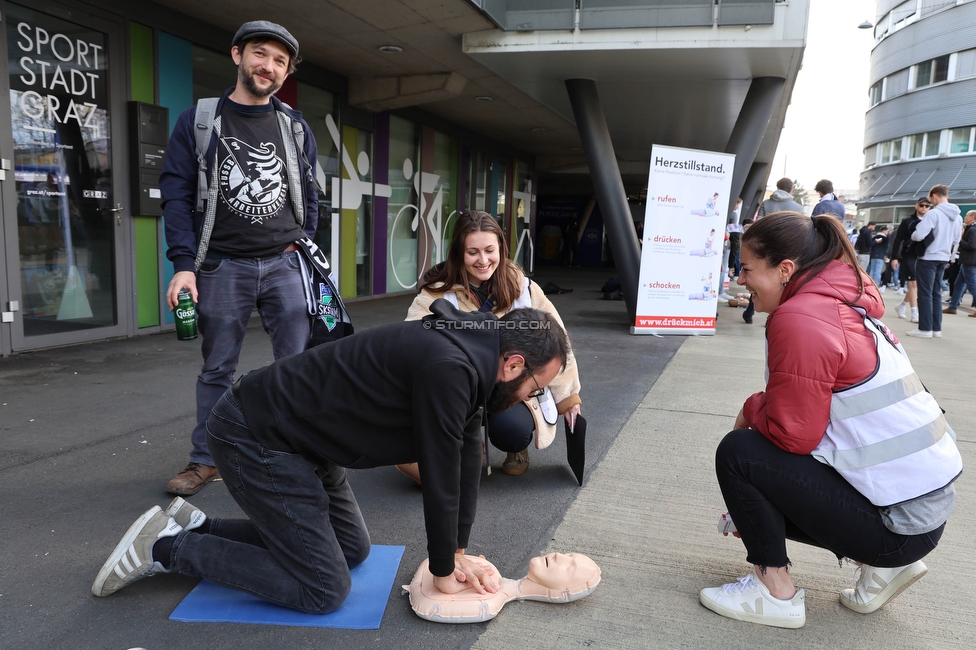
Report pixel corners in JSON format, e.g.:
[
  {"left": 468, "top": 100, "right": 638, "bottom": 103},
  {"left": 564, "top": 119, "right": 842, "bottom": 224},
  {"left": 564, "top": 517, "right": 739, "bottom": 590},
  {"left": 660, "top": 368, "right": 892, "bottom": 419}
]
[{"left": 159, "top": 21, "right": 320, "bottom": 496}]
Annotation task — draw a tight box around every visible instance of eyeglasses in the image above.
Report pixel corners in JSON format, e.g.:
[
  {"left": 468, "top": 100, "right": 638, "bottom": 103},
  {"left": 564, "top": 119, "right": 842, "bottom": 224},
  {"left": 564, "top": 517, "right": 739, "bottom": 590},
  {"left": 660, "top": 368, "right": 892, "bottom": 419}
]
[
  {"left": 525, "top": 368, "right": 546, "bottom": 399},
  {"left": 918, "top": 203, "right": 932, "bottom": 209}
]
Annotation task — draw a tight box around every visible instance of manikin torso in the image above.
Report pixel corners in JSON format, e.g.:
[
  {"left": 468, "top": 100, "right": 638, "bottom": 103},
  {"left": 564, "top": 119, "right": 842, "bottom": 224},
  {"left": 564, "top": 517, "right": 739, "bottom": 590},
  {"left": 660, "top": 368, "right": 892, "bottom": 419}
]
[{"left": 403, "top": 553, "right": 601, "bottom": 623}]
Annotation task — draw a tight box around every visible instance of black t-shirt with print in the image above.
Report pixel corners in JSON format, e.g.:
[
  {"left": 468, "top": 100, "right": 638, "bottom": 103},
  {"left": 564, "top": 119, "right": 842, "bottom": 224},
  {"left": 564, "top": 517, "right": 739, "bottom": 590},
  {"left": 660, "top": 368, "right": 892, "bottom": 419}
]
[{"left": 206, "top": 99, "right": 305, "bottom": 259}]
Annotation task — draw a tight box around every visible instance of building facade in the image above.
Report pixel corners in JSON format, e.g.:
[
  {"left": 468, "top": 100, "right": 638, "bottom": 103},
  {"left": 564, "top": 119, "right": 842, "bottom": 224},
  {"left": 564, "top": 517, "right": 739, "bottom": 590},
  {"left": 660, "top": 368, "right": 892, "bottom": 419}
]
[
  {"left": 858, "top": 0, "right": 976, "bottom": 229},
  {"left": 0, "top": 0, "right": 807, "bottom": 355}
]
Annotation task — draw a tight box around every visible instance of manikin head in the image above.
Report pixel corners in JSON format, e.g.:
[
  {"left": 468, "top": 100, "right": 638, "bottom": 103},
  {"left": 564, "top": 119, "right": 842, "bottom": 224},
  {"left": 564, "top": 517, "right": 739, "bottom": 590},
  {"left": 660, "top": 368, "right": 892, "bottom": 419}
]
[{"left": 526, "top": 552, "right": 601, "bottom": 594}]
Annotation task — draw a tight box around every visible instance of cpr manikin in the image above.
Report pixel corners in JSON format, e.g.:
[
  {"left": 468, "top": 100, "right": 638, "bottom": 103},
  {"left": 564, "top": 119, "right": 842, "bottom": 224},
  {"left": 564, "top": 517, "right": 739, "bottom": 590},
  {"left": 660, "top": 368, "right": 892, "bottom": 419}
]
[{"left": 403, "top": 553, "right": 601, "bottom": 623}]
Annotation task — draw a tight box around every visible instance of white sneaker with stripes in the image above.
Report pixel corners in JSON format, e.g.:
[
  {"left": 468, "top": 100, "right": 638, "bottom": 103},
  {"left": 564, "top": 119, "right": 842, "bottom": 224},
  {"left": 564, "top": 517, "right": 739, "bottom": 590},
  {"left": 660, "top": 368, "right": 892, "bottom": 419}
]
[{"left": 92, "top": 506, "right": 182, "bottom": 597}]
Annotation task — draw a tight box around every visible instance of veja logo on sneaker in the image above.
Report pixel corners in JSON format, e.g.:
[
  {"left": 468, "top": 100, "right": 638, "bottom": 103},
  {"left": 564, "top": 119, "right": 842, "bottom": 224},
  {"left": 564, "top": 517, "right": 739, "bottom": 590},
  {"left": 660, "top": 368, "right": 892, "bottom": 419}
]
[{"left": 741, "top": 598, "right": 763, "bottom": 615}]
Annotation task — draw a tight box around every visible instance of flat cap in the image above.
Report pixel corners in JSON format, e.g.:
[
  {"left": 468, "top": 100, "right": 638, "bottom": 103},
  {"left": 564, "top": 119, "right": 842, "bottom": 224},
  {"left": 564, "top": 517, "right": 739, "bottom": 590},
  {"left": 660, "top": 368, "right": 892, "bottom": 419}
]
[{"left": 232, "top": 21, "right": 299, "bottom": 58}]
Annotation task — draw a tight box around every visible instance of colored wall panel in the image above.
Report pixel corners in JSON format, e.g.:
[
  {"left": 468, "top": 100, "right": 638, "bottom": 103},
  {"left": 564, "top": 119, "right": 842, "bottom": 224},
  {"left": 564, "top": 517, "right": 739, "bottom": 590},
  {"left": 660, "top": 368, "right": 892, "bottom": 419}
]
[
  {"left": 373, "top": 113, "right": 389, "bottom": 295},
  {"left": 134, "top": 217, "right": 160, "bottom": 327},
  {"left": 130, "top": 22, "right": 159, "bottom": 327},
  {"left": 157, "top": 32, "right": 194, "bottom": 324},
  {"left": 130, "top": 22, "right": 154, "bottom": 104},
  {"left": 340, "top": 125, "right": 358, "bottom": 298}
]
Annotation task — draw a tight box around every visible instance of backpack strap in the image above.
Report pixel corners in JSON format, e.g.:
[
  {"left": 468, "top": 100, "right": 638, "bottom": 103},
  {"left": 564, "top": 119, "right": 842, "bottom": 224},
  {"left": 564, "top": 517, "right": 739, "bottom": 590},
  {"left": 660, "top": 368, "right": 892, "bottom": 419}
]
[{"left": 193, "top": 97, "right": 219, "bottom": 213}]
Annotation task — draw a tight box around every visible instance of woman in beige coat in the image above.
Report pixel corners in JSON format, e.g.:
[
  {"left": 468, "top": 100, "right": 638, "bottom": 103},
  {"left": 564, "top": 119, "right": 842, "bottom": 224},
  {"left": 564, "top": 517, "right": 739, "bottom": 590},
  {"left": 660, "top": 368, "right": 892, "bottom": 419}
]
[{"left": 397, "top": 210, "right": 582, "bottom": 479}]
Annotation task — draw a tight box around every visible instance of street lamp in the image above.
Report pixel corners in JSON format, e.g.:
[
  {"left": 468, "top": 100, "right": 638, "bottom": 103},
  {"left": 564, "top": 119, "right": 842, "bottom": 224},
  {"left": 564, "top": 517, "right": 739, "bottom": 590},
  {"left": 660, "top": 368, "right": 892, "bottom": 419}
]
[{"left": 858, "top": 20, "right": 873, "bottom": 29}]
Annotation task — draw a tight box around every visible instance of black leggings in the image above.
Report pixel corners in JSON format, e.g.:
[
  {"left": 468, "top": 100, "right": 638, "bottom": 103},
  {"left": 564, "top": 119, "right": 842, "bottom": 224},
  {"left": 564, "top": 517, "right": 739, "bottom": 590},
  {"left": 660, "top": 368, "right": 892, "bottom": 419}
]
[
  {"left": 486, "top": 401, "right": 535, "bottom": 453},
  {"left": 715, "top": 429, "right": 944, "bottom": 569}
]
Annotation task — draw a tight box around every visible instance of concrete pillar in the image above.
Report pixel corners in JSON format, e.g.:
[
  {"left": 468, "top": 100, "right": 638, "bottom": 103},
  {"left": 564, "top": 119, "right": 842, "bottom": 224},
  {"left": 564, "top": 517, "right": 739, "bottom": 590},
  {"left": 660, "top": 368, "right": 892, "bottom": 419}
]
[
  {"left": 565, "top": 78, "right": 641, "bottom": 321},
  {"left": 738, "top": 162, "right": 768, "bottom": 222},
  {"left": 724, "top": 77, "right": 785, "bottom": 218}
]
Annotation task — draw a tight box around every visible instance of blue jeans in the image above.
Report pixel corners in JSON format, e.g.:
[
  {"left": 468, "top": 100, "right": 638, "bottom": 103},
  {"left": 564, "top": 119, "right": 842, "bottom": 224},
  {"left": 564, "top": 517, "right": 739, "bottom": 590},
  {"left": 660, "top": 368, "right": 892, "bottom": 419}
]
[
  {"left": 170, "top": 391, "right": 371, "bottom": 613},
  {"left": 190, "top": 252, "right": 310, "bottom": 465},
  {"left": 948, "top": 264, "right": 976, "bottom": 310},
  {"left": 915, "top": 259, "right": 947, "bottom": 332},
  {"left": 867, "top": 257, "right": 885, "bottom": 286},
  {"left": 715, "top": 429, "right": 943, "bottom": 569}
]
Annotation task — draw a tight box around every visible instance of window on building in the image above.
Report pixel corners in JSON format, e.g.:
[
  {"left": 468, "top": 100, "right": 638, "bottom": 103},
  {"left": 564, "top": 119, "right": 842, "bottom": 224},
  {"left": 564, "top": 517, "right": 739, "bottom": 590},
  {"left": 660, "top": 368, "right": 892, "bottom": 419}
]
[
  {"left": 913, "top": 55, "right": 950, "bottom": 89},
  {"left": 884, "top": 68, "right": 910, "bottom": 99},
  {"left": 949, "top": 126, "right": 975, "bottom": 154},
  {"left": 891, "top": 0, "right": 917, "bottom": 29},
  {"left": 864, "top": 144, "right": 878, "bottom": 168},
  {"left": 908, "top": 131, "right": 941, "bottom": 159},
  {"left": 386, "top": 116, "right": 421, "bottom": 292},
  {"left": 880, "top": 139, "right": 903, "bottom": 164},
  {"left": 868, "top": 81, "right": 883, "bottom": 107},
  {"left": 956, "top": 48, "right": 976, "bottom": 80}
]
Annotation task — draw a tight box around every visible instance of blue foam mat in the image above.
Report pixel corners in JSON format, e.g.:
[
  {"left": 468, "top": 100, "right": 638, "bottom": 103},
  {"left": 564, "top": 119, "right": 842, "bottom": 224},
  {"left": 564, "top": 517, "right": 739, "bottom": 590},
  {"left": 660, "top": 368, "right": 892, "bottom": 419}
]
[{"left": 169, "top": 544, "right": 405, "bottom": 628}]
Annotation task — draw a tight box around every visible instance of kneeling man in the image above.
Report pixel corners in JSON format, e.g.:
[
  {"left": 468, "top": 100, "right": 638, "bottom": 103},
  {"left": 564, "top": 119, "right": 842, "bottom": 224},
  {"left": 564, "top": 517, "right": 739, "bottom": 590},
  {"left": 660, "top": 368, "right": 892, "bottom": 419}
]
[{"left": 93, "top": 300, "right": 569, "bottom": 612}]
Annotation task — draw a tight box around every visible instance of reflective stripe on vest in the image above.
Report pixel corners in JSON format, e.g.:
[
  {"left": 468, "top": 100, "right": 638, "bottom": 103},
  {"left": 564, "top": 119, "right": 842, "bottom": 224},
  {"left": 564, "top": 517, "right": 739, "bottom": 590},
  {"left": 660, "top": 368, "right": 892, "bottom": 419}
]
[{"left": 812, "top": 309, "right": 962, "bottom": 506}]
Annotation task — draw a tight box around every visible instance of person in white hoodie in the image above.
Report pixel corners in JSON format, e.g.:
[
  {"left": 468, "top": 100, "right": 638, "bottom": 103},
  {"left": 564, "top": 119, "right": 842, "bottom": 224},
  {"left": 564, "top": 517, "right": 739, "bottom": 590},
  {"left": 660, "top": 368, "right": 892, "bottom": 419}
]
[{"left": 908, "top": 184, "right": 961, "bottom": 338}]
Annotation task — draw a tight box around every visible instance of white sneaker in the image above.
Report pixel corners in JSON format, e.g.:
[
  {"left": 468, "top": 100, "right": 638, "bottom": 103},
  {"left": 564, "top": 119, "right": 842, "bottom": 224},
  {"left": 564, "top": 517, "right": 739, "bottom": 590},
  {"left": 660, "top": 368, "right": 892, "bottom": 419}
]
[
  {"left": 906, "top": 329, "right": 933, "bottom": 338},
  {"left": 880, "top": 285, "right": 887, "bottom": 293},
  {"left": 896, "top": 287, "right": 907, "bottom": 295},
  {"left": 911, "top": 312, "right": 919, "bottom": 323},
  {"left": 933, "top": 331, "right": 942, "bottom": 338},
  {"left": 92, "top": 506, "right": 182, "bottom": 597},
  {"left": 164, "top": 497, "right": 207, "bottom": 531},
  {"left": 896, "top": 302, "right": 908, "bottom": 320},
  {"left": 839, "top": 561, "right": 927, "bottom": 614},
  {"left": 700, "top": 572, "right": 805, "bottom": 628},
  {"left": 718, "top": 292, "right": 735, "bottom": 301}
]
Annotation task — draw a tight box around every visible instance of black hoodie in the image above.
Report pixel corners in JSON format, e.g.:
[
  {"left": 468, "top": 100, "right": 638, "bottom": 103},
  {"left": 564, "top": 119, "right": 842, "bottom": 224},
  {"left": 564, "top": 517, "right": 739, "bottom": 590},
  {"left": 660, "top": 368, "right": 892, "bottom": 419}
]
[{"left": 238, "top": 299, "right": 499, "bottom": 577}]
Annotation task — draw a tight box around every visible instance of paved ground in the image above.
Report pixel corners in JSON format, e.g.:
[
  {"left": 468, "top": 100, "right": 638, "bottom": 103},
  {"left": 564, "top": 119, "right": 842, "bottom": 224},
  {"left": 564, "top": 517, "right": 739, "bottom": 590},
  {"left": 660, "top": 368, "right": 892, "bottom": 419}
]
[
  {"left": 473, "top": 287, "right": 976, "bottom": 649},
  {"left": 1, "top": 275, "right": 973, "bottom": 649}
]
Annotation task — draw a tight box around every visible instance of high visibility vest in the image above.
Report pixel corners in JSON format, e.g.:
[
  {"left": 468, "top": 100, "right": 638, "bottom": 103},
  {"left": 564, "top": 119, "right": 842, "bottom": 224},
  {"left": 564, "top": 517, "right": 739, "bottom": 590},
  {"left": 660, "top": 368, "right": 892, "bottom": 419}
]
[{"left": 812, "top": 308, "right": 962, "bottom": 506}]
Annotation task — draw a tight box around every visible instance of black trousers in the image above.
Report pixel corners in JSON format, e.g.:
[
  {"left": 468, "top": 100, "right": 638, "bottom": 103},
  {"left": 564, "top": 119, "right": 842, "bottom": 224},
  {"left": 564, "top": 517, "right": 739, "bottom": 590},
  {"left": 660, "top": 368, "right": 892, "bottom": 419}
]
[{"left": 715, "top": 429, "right": 944, "bottom": 569}]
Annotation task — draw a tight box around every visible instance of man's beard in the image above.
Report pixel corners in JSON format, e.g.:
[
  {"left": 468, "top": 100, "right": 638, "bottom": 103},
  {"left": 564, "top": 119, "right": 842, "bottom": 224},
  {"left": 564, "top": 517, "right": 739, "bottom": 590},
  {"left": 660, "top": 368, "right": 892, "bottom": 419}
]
[
  {"left": 239, "top": 66, "right": 282, "bottom": 99},
  {"left": 486, "top": 375, "right": 526, "bottom": 416}
]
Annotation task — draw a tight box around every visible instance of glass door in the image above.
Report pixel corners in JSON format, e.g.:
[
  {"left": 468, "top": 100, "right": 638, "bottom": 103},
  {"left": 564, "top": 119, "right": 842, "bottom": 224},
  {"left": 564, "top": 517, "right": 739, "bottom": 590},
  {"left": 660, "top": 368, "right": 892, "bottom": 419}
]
[{"left": 1, "top": 2, "right": 128, "bottom": 351}]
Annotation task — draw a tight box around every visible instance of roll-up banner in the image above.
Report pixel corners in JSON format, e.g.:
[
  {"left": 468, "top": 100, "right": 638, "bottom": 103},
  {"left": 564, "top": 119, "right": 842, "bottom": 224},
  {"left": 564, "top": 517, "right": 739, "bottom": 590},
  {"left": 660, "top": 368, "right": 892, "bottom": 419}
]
[{"left": 632, "top": 145, "right": 736, "bottom": 336}]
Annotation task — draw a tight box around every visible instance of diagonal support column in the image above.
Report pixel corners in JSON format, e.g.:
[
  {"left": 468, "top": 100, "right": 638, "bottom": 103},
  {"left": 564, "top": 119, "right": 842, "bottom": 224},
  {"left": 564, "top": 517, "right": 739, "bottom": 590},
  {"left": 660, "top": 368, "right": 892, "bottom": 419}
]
[
  {"left": 739, "top": 162, "right": 769, "bottom": 221},
  {"left": 566, "top": 78, "right": 641, "bottom": 321},
  {"left": 724, "top": 77, "right": 785, "bottom": 218}
]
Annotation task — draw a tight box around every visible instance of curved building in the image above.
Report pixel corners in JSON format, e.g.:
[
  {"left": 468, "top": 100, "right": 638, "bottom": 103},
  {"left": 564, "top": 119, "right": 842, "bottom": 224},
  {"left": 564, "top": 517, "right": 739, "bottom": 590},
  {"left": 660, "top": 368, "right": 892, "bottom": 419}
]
[{"left": 858, "top": 0, "right": 976, "bottom": 227}]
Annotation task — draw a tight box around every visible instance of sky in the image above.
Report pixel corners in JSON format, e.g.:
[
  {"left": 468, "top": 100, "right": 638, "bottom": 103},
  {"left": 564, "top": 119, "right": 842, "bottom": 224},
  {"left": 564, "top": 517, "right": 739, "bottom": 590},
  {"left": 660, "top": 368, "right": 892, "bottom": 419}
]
[{"left": 768, "top": 0, "right": 876, "bottom": 194}]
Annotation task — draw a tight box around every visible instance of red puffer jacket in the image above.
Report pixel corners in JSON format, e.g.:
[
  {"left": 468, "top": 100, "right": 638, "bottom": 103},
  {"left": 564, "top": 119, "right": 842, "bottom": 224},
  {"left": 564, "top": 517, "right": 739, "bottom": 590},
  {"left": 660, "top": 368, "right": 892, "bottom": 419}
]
[{"left": 742, "top": 260, "right": 886, "bottom": 454}]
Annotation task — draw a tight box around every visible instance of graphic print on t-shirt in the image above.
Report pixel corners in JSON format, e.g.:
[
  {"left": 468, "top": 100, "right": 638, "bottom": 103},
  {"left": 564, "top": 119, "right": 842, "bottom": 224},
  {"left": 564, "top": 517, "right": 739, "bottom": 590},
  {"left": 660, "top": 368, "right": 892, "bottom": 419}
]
[{"left": 218, "top": 137, "right": 288, "bottom": 223}]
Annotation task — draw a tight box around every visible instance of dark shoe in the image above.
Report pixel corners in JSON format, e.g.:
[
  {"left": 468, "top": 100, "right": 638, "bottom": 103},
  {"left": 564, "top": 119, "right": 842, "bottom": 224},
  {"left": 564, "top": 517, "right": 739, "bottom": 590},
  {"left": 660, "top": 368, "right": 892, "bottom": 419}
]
[
  {"left": 502, "top": 448, "right": 530, "bottom": 476},
  {"left": 970, "top": 312, "right": 976, "bottom": 318},
  {"left": 165, "top": 463, "right": 219, "bottom": 496},
  {"left": 943, "top": 308, "right": 957, "bottom": 314},
  {"left": 743, "top": 312, "right": 753, "bottom": 324}
]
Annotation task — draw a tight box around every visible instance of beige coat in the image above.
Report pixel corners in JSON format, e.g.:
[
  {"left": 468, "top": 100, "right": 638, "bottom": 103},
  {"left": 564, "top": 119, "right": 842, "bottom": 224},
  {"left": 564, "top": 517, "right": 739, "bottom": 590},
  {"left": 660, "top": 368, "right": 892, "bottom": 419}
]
[{"left": 405, "top": 270, "right": 582, "bottom": 449}]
